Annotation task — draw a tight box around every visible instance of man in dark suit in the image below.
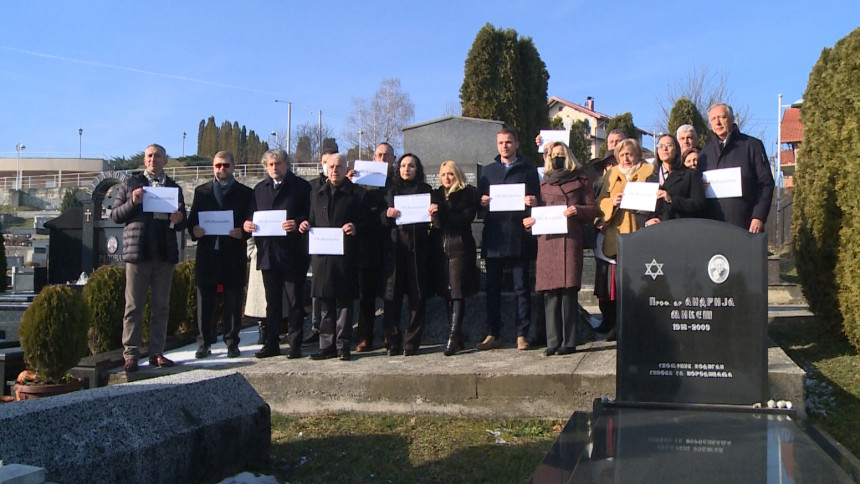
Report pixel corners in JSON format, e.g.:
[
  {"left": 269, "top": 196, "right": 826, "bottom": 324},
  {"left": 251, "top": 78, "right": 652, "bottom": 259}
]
[
  {"left": 188, "top": 151, "right": 252, "bottom": 358},
  {"left": 243, "top": 149, "right": 311, "bottom": 359},
  {"left": 478, "top": 127, "right": 541, "bottom": 351},
  {"left": 300, "top": 153, "right": 367, "bottom": 361}
]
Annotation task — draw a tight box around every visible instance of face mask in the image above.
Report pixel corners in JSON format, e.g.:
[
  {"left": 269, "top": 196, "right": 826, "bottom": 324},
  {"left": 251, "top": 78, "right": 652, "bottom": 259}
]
[{"left": 552, "top": 156, "right": 565, "bottom": 169}]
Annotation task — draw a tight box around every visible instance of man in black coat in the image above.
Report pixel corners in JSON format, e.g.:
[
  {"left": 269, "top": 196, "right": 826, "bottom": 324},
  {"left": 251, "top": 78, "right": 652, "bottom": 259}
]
[
  {"left": 188, "top": 151, "right": 252, "bottom": 358},
  {"left": 300, "top": 153, "right": 367, "bottom": 361},
  {"left": 111, "top": 143, "right": 187, "bottom": 372},
  {"left": 698, "top": 103, "right": 774, "bottom": 232},
  {"left": 477, "top": 127, "right": 541, "bottom": 351},
  {"left": 242, "top": 149, "right": 311, "bottom": 359}
]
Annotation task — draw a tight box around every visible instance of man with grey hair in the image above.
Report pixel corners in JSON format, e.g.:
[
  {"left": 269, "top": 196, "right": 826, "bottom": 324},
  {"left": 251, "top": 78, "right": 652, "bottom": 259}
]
[
  {"left": 111, "top": 143, "right": 187, "bottom": 372},
  {"left": 243, "top": 148, "right": 311, "bottom": 358},
  {"left": 698, "top": 103, "right": 774, "bottom": 232},
  {"left": 676, "top": 124, "right": 699, "bottom": 153}
]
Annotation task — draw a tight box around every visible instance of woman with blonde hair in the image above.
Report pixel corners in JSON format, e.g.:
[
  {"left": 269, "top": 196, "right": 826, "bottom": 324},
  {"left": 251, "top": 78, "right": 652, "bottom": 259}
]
[
  {"left": 429, "top": 161, "right": 479, "bottom": 355},
  {"left": 593, "top": 138, "right": 654, "bottom": 341},
  {"left": 523, "top": 142, "right": 595, "bottom": 355}
]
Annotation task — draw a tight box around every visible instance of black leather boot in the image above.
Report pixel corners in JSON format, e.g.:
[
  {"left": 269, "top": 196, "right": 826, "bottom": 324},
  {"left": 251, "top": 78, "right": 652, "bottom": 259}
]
[{"left": 444, "top": 299, "right": 465, "bottom": 356}]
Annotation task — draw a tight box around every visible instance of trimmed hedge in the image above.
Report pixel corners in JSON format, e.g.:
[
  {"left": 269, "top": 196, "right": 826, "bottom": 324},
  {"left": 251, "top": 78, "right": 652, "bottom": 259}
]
[{"left": 82, "top": 265, "right": 126, "bottom": 354}]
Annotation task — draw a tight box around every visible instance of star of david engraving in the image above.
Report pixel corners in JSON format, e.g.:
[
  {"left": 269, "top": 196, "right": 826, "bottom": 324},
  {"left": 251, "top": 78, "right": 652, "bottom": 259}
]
[{"left": 644, "top": 258, "right": 664, "bottom": 281}]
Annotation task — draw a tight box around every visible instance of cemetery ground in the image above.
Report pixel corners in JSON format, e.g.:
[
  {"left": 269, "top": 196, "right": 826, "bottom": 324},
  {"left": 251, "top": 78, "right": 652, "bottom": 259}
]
[{"left": 267, "top": 413, "right": 562, "bottom": 483}]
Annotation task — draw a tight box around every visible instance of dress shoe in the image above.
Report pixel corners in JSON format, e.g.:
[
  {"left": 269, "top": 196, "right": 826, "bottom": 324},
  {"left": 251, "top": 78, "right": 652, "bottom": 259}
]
[
  {"left": 556, "top": 347, "right": 576, "bottom": 355},
  {"left": 310, "top": 348, "right": 337, "bottom": 360},
  {"left": 387, "top": 346, "right": 402, "bottom": 357},
  {"left": 227, "top": 345, "right": 240, "bottom": 358},
  {"left": 149, "top": 354, "right": 175, "bottom": 368},
  {"left": 302, "top": 331, "right": 320, "bottom": 345},
  {"left": 286, "top": 348, "right": 302, "bottom": 359},
  {"left": 255, "top": 345, "right": 281, "bottom": 359},
  {"left": 517, "top": 336, "right": 531, "bottom": 351},
  {"left": 476, "top": 335, "right": 502, "bottom": 351},
  {"left": 403, "top": 347, "right": 418, "bottom": 356},
  {"left": 194, "top": 345, "right": 211, "bottom": 359},
  {"left": 355, "top": 339, "right": 373, "bottom": 352},
  {"left": 124, "top": 359, "right": 138, "bottom": 373},
  {"left": 338, "top": 350, "right": 351, "bottom": 361},
  {"left": 544, "top": 347, "right": 558, "bottom": 357}
]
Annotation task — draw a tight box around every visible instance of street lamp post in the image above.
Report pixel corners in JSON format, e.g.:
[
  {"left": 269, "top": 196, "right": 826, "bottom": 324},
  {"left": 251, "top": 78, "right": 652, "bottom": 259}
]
[
  {"left": 78, "top": 128, "right": 83, "bottom": 158},
  {"left": 15, "top": 143, "right": 26, "bottom": 190},
  {"left": 182, "top": 131, "right": 186, "bottom": 157},
  {"left": 271, "top": 131, "right": 278, "bottom": 147},
  {"left": 274, "top": 99, "right": 291, "bottom": 154}
]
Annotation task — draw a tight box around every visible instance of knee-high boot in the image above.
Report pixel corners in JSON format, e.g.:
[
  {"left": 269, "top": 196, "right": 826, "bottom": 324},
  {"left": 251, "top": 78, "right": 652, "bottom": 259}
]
[{"left": 445, "top": 299, "right": 465, "bottom": 356}]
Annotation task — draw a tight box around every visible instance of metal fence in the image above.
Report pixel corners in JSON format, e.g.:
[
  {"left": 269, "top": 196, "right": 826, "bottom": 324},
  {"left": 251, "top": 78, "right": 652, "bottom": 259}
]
[{"left": 0, "top": 162, "right": 321, "bottom": 190}]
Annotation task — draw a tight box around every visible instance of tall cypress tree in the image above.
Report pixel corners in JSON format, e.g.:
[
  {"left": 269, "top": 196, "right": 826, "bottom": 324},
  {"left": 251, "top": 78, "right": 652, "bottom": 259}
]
[
  {"left": 460, "top": 23, "right": 549, "bottom": 165},
  {"left": 599, "top": 113, "right": 639, "bottom": 157},
  {"left": 667, "top": 97, "right": 707, "bottom": 144},
  {"left": 200, "top": 116, "right": 218, "bottom": 158},
  {"left": 568, "top": 119, "right": 591, "bottom": 164},
  {"left": 196, "top": 119, "right": 205, "bottom": 156}
]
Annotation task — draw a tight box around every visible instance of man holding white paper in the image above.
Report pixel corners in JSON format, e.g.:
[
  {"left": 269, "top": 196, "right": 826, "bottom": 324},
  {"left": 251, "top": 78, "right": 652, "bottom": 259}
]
[
  {"left": 698, "top": 103, "right": 774, "bottom": 232},
  {"left": 299, "top": 153, "right": 366, "bottom": 361},
  {"left": 477, "top": 127, "right": 541, "bottom": 351},
  {"left": 188, "top": 151, "right": 252, "bottom": 359},
  {"left": 111, "top": 143, "right": 187, "bottom": 372},
  {"left": 243, "top": 148, "right": 311, "bottom": 359}
]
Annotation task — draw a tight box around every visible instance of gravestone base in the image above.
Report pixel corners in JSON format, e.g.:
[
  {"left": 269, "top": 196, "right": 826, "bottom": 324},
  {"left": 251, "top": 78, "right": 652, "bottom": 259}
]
[{"left": 0, "top": 371, "right": 270, "bottom": 484}]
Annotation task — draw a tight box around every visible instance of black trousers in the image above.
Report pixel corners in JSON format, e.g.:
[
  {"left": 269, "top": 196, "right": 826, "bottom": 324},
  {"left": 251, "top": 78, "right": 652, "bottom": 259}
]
[
  {"left": 318, "top": 298, "right": 353, "bottom": 352},
  {"left": 484, "top": 257, "right": 532, "bottom": 338},
  {"left": 196, "top": 284, "right": 243, "bottom": 348},
  {"left": 356, "top": 266, "right": 380, "bottom": 343},
  {"left": 261, "top": 269, "right": 305, "bottom": 350}
]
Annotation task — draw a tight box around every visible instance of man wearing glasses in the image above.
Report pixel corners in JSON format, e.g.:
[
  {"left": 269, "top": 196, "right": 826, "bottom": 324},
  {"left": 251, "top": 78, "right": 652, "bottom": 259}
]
[{"left": 188, "top": 151, "right": 253, "bottom": 358}]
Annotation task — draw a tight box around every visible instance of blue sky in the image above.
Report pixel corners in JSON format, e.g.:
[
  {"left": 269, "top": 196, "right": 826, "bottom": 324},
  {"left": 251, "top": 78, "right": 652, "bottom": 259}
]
[{"left": 1, "top": 1, "right": 856, "bottom": 160}]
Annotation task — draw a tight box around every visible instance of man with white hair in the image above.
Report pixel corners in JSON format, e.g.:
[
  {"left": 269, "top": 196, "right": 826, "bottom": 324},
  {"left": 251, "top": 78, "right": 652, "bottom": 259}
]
[
  {"left": 676, "top": 124, "right": 699, "bottom": 153},
  {"left": 698, "top": 103, "right": 774, "bottom": 232}
]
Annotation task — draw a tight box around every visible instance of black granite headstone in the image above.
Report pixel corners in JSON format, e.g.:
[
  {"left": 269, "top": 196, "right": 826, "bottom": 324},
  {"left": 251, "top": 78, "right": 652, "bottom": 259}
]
[{"left": 616, "top": 218, "right": 767, "bottom": 405}]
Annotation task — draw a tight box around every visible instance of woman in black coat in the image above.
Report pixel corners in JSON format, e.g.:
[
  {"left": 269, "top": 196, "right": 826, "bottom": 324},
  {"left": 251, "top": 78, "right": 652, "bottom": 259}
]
[
  {"left": 429, "top": 161, "right": 479, "bottom": 356},
  {"left": 644, "top": 134, "right": 705, "bottom": 226},
  {"left": 381, "top": 154, "right": 434, "bottom": 356}
]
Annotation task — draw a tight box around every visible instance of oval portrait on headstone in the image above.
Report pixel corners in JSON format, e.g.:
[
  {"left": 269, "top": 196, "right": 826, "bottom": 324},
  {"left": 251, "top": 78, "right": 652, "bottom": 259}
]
[
  {"left": 107, "top": 235, "right": 118, "bottom": 254},
  {"left": 708, "top": 254, "right": 730, "bottom": 284}
]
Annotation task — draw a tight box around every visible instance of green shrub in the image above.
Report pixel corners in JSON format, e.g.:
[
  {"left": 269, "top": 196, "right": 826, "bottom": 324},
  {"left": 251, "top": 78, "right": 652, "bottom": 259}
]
[
  {"left": 169, "top": 259, "right": 197, "bottom": 336},
  {"left": 18, "top": 285, "right": 89, "bottom": 383},
  {"left": 793, "top": 26, "right": 860, "bottom": 349},
  {"left": 82, "top": 265, "right": 126, "bottom": 354}
]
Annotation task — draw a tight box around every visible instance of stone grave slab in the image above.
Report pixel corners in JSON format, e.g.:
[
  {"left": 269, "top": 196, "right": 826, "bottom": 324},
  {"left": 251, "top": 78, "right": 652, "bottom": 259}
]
[{"left": 616, "top": 219, "right": 767, "bottom": 405}]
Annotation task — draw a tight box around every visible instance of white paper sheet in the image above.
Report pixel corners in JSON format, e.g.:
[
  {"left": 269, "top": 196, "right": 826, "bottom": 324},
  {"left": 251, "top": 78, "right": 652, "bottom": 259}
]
[
  {"left": 489, "top": 183, "right": 526, "bottom": 212},
  {"left": 142, "top": 186, "right": 179, "bottom": 213},
  {"left": 530, "top": 205, "right": 568, "bottom": 235},
  {"left": 198, "top": 210, "right": 233, "bottom": 236},
  {"left": 308, "top": 227, "right": 344, "bottom": 255},
  {"left": 538, "top": 130, "right": 568, "bottom": 153},
  {"left": 394, "top": 193, "right": 431, "bottom": 225},
  {"left": 352, "top": 160, "right": 388, "bottom": 187},
  {"left": 619, "top": 182, "right": 660, "bottom": 212},
  {"left": 702, "top": 167, "right": 743, "bottom": 199},
  {"left": 252, "top": 210, "right": 287, "bottom": 236}
]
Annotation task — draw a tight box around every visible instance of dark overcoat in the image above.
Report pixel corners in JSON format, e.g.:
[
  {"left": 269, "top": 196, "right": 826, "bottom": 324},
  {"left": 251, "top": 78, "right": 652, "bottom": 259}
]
[
  {"left": 110, "top": 172, "right": 187, "bottom": 264},
  {"left": 697, "top": 127, "right": 774, "bottom": 228},
  {"left": 478, "top": 155, "right": 541, "bottom": 259},
  {"left": 534, "top": 173, "right": 595, "bottom": 292},
  {"left": 247, "top": 172, "right": 310, "bottom": 279},
  {"left": 308, "top": 178, "right": 367, "bottom": 300},
  {"left": 430, "top": 185, "right": 479, "bottom": 299},
  {"left": 646, "top": 167, "right": 705, "bottom": 221},
  {"left": 188, "top": 179, "right": 252, "bottom": 287},
  {"left": 380, "top": 182, "right": 433, "bottom": 301}
]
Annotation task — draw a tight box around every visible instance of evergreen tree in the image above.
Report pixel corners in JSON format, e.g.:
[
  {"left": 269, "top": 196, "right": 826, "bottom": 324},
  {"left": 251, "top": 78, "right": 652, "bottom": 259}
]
[
  {"left": 460, "top": 23, "right": 549, "bottom": 165},
  {"left": 599, "top": 113, "right": 639, "bottom": 156},
  {"left": 792, "top": 26, "right": 860, "bottom": 348},
  {"left": 550, "top": 116, "right": 565, "bottom": 130},
  {"left": 197, "top": 119, "right": 205, "bottom": 155},
  {"left": 200, "top": 117, "right": 218, "bottom": 158},
  {"left": 667, "top": 97, "right": 707, "bottom": 145},
  {"left": 295, "top": 136, "right": 313, "bottom": 162},
  {"left": 568, "top": 119, "right": 591, "bottom": 165},
  {"left": 60, "top": 188, "right": 84, "bottom": 213},
  {"left": 220, "top": 120, "right": 233, "bottom": 155}
]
